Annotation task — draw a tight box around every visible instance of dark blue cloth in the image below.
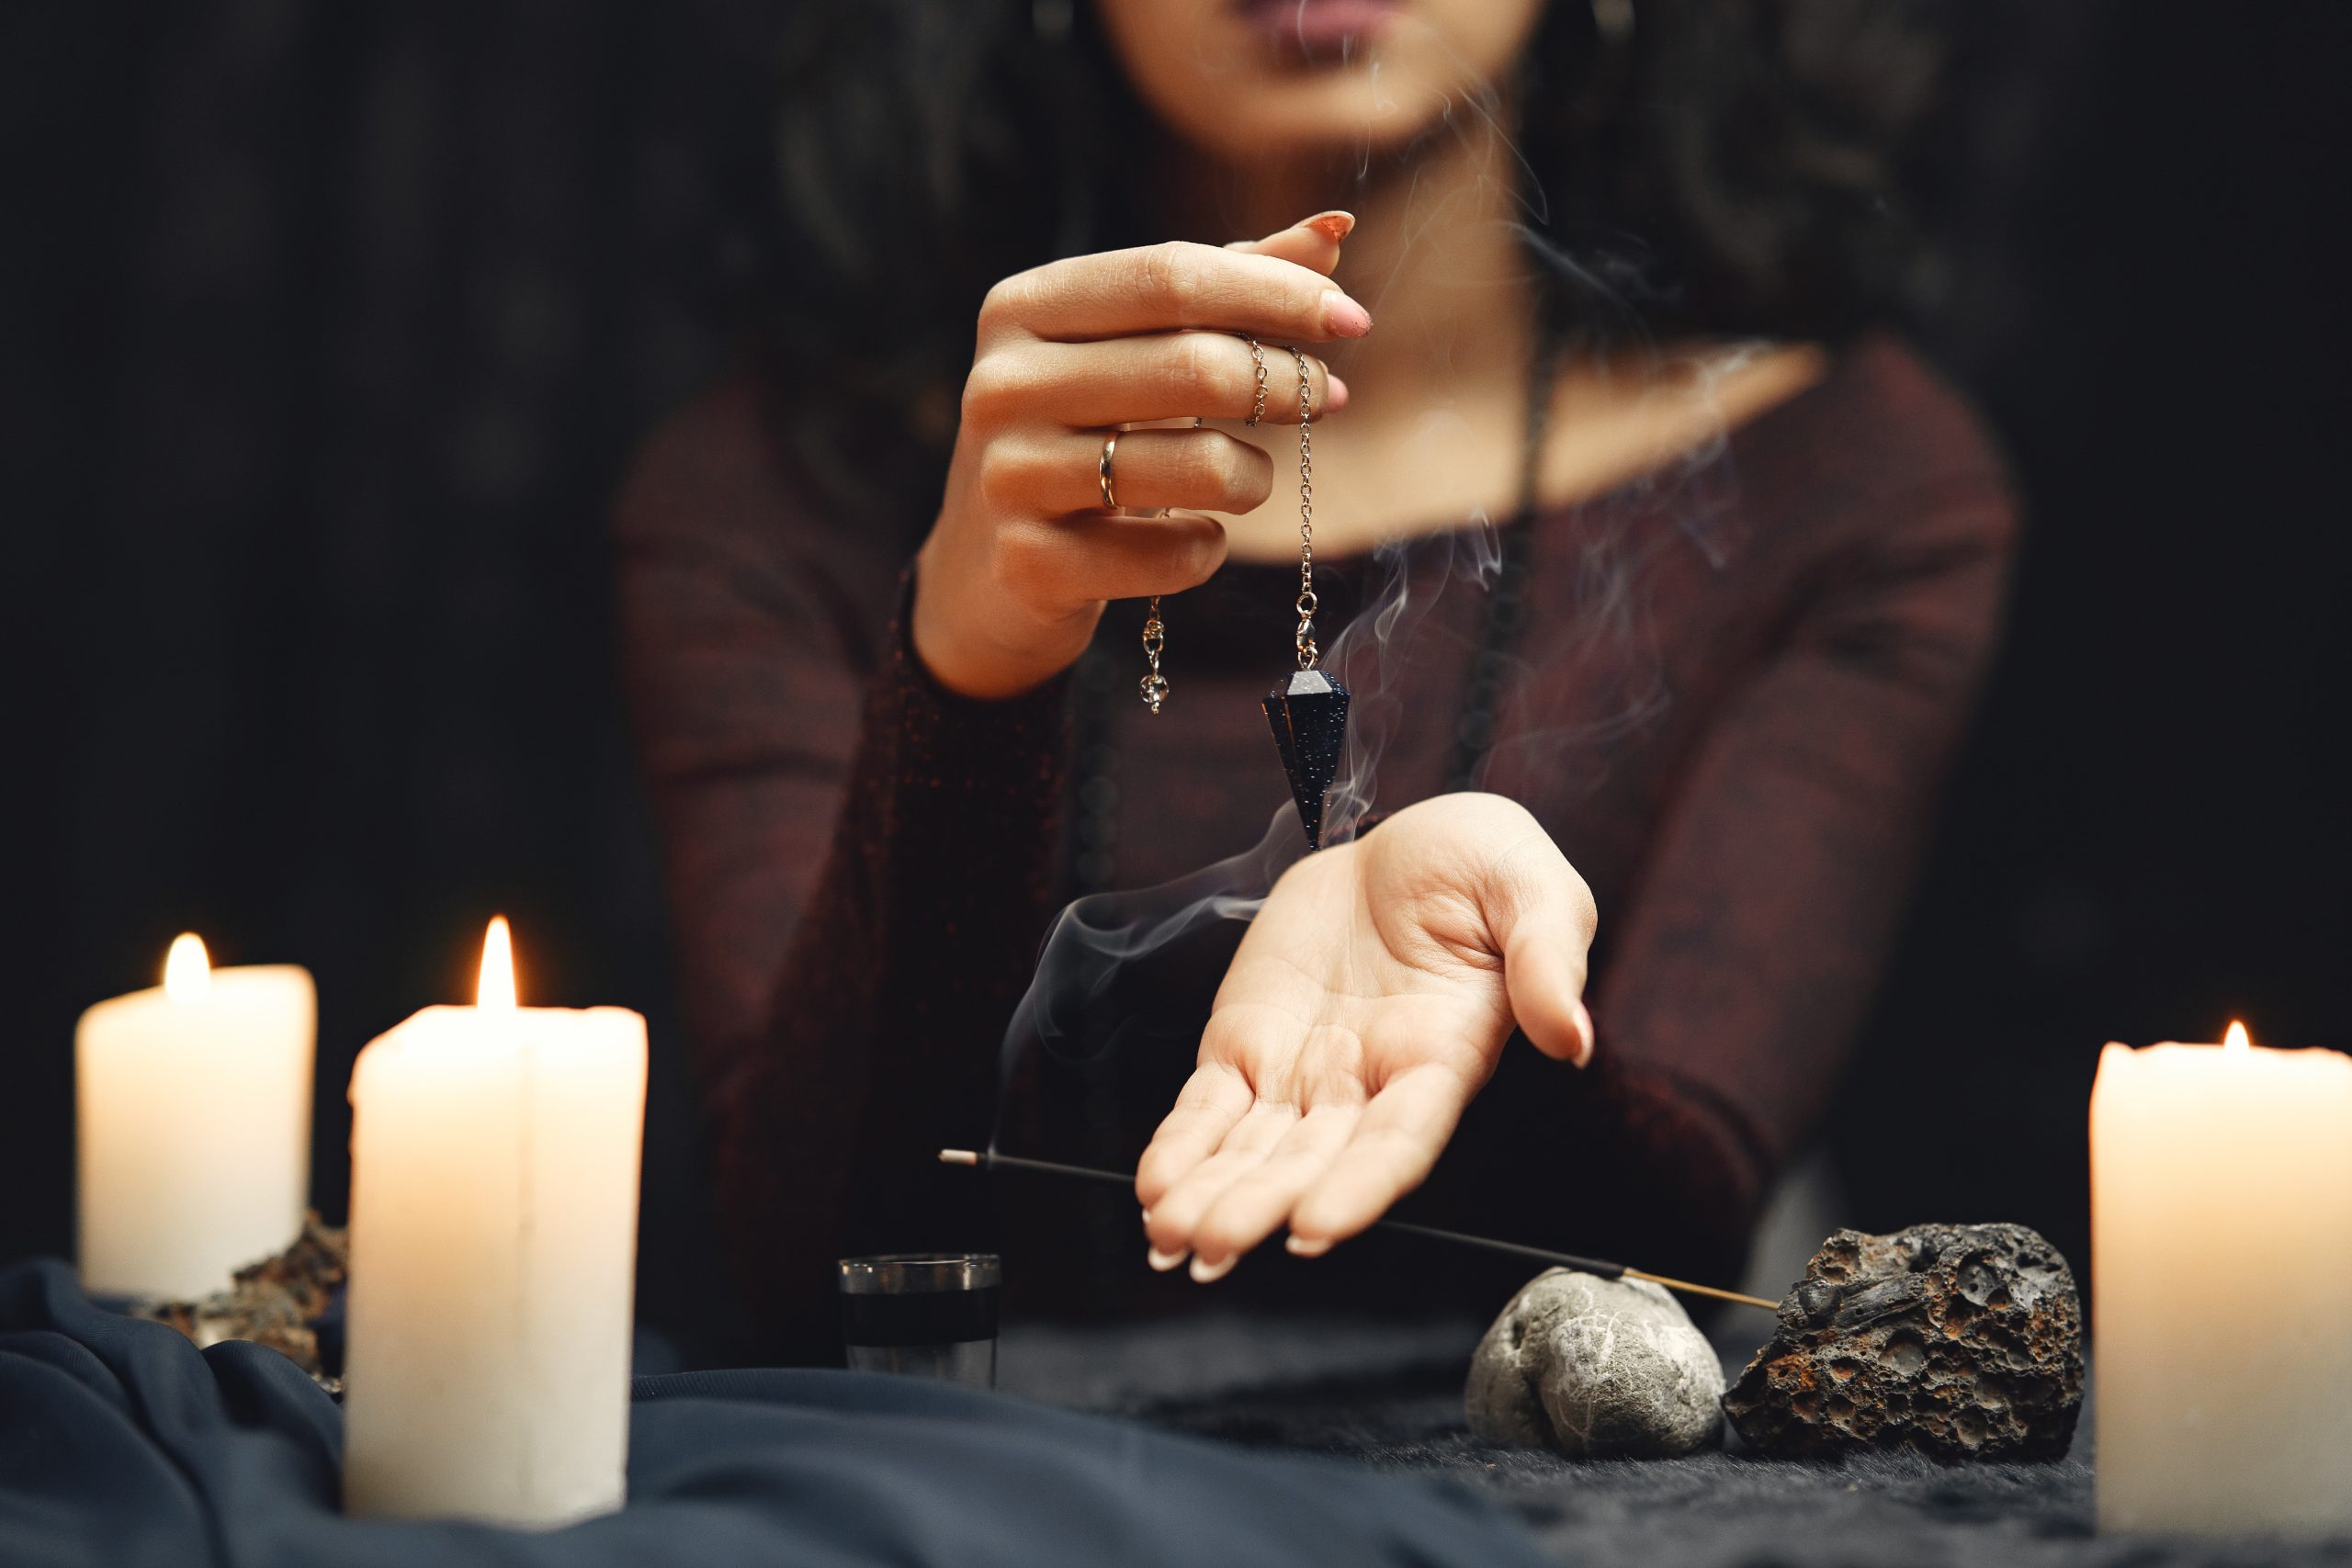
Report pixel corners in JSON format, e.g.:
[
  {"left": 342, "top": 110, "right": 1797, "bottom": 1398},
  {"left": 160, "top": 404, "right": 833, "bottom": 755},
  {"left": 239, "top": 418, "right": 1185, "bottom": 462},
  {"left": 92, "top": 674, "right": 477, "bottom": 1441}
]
[{"left": 0, "top": 1261, "right": 1548, "bottom": 1568}]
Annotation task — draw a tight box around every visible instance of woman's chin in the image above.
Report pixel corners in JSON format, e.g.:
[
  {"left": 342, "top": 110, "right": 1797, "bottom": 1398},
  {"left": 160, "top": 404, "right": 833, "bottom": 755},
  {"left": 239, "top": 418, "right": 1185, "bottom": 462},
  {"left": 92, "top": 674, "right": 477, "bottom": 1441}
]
[
  {"left": 1151, "top": 74, "right": 1460, "bottom": 168},
  {"left": 1101, "top": 0, "right": 1518, "bottom": 168}
]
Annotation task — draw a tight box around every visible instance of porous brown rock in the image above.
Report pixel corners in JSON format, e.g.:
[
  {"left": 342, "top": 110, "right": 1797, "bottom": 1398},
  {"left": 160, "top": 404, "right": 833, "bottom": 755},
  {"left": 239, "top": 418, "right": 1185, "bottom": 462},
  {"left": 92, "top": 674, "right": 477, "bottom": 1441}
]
[
  {"left": 1465, "top": 1269, "right": 1725, "bottom": 1459},
  {"left": 1723, "top": 1223, "right": 2082, "bottom": 1462},
  {"left": 139, "top": 1213, "right": 347, "bottom": 1382}
]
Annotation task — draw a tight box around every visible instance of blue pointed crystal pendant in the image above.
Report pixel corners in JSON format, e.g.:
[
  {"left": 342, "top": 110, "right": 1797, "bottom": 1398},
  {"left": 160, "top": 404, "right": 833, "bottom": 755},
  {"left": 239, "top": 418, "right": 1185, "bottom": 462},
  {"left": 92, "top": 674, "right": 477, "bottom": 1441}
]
[
  {"left": 1262, "top": 342, "right": 1347, "bottom": 849},
  {"left": 1262, "top": 669, "right": 1351, "bottom": 850}
]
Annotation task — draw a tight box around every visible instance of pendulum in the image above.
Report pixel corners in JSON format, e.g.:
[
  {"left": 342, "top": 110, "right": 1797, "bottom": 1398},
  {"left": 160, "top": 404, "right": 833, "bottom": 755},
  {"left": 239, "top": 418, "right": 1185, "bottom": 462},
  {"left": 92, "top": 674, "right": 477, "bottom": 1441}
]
[
  {"left": 1261, "top": 345, "right": 1350, "bottom": 850},
  {"left": 1262, "top": 347, "right": 1349, "bottom": 848}
]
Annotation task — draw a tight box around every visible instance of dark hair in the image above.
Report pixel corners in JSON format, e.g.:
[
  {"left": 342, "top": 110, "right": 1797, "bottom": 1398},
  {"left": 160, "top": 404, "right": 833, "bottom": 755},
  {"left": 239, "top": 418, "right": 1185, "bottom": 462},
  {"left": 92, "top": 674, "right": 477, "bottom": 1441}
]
[{"left": 766, "top": 0, "right": 1948, "bottom": 508}]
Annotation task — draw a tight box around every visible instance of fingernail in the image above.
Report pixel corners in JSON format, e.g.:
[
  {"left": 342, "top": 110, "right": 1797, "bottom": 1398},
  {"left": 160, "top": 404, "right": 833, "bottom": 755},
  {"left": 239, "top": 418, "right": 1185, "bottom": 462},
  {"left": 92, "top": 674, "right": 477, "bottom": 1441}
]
[
  {"left": 1571, "top": 999, "right": 1596, "bottom": 1067},
  {"left": 1326, "top": 374, "right": 1350, "bottom": 412},
  {"left": 1285, "top": 1235, "right": 1331, "bottom": 1258},
  {"left": 1190, "top": 1254, "right": 1236, "bottom": 1284},
  {"left": 1148, "top": 1246, "right": 1190, "bottom": 1273},
  {"left": 1303, "top": 210, "right": 1356, "bottom": 242},
  {"left": 1139, "top": 1209, "right": 1151, "bottom": 1225},
  {"left": 1321, "top": 292, "right": 1372, "bottom": 338}
]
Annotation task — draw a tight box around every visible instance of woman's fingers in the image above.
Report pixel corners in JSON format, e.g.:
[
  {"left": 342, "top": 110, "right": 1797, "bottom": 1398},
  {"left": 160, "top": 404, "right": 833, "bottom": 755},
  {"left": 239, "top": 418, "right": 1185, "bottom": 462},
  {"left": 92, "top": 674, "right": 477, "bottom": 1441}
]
[
  {"left": 1227, "top": 210, "right": 1354, "bottom": 276},
  {"left": 1141, "top": 1101, "right": 1300, "bottom": 1276},
  {"left": 997, "top": 509, "right": 1227, "bottom": 609},
  {"left": 1135, "top": 1062, "right": 1254, "bottom": 1212},
  {"left": 966, "top": 333, "right": 1341, "bottom": 432},
  {"left": 982, "top": 241, "right": 1371, "bottom": 346},
  {"left": 1483, "top": 834, "right": 1600, "bottom": 1065},
  {"left": 1285, "top": 1064, "right": 1471, "bottom": 1251},
  {"left": 1158, "top": 1064, "right": 1469, "bottom": 1274},
  {"left": 984, "top": 428, "right": 1274, "bottom": 518},
  {"left": 1186, "top": 1104, "right": 1361, "bottom": 1271}
]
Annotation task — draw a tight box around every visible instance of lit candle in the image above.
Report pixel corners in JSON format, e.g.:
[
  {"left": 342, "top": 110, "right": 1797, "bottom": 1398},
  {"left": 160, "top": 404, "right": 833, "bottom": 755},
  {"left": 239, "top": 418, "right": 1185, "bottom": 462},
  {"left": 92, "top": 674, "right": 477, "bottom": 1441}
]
[
  {"left": 2091, "top": 1021, "right": 2352, "bottom": 1535},
  {"left": 342, "top": 918, "right": 647, "bottom": 1527},
  {"left": 75, "top": 934, "right": 315, "bottom": 1300}
]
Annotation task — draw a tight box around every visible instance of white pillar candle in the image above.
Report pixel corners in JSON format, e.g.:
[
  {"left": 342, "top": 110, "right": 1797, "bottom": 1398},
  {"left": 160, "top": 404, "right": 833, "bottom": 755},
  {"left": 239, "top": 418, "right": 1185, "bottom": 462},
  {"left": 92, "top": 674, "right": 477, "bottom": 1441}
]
[
  {"left": 2090, "top": 1022, "right": 2352, "bottom": 1535},
  {"left": 342, "top": 917, "right": 647, "bottom": 1528},
  {"left": 76, "top": 934, "right": 315, "bottom": 1301}
]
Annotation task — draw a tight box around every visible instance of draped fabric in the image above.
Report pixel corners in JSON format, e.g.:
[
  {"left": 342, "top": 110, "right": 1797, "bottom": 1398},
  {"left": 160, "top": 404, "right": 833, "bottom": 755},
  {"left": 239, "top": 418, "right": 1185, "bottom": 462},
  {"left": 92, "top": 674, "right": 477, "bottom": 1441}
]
[{"left": 0, "top": 1261, "right": 1554, "bottom": 1568}]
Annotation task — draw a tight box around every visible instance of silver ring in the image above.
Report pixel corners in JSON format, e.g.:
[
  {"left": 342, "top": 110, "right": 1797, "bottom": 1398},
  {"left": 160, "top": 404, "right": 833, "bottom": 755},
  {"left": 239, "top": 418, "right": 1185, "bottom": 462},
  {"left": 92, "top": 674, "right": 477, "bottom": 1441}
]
[{"left": 1099, "top": 430, "right": 1119, "bottom": 511}]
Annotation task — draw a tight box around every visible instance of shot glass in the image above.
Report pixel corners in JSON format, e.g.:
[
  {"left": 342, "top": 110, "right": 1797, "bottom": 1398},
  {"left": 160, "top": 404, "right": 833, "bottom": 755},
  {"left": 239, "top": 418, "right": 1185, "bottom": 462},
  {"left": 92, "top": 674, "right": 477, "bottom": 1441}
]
[{"left": 837, "top": 1253, "right": 1001, "bottom": 1388}]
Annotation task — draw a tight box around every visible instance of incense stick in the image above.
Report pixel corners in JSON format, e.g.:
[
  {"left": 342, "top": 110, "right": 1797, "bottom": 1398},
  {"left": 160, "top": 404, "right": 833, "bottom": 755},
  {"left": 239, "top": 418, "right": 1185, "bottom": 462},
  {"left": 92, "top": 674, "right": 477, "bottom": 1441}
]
[{"left": 937, "top": 1147, "right": 1778, "bottom": 1312}]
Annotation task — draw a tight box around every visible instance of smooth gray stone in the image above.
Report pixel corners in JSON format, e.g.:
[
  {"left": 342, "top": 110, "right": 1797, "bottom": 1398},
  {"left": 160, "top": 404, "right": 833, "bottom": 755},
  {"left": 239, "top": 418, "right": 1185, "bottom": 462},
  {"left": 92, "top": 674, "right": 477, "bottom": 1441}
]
[{"left": 1465, "top": 1269, "right": 1725, "bottom": 1458}]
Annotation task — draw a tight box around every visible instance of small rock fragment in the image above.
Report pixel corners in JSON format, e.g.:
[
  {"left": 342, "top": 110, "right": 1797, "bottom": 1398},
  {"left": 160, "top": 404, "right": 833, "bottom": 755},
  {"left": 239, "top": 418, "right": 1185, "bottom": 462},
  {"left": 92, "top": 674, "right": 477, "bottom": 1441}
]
[
  {"left": 1723, "top": 1223, "right": 2083, "bottom": 1462},
  {"left": 138, "top": 1213, "right": 347, "bottom": 1382},
  {"left": 1466, "top": 1269, "right": 1725, "bottom": 1459}
]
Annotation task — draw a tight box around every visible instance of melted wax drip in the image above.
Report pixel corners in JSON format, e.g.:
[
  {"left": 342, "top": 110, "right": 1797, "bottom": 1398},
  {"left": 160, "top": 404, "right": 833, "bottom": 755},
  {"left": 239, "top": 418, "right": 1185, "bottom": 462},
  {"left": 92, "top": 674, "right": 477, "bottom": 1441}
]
[{"left": 1262, "top": 670, "right": 1351, "bottom": 850}]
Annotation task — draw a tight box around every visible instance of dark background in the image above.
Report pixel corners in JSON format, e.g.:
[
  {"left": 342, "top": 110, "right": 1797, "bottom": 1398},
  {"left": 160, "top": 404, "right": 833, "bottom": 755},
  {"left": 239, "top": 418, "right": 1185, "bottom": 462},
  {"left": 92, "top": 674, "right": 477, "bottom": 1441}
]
[{"left": 4, "top": 1, "right": 2346, "bottom": 1348}]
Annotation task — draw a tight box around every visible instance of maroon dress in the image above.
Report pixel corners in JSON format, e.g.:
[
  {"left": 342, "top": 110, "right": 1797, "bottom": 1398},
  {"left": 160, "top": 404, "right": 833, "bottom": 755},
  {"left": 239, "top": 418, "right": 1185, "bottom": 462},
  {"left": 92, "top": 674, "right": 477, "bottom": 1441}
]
[{"left": 616, "top": 335, "right": 2017, "bottom": 1354}]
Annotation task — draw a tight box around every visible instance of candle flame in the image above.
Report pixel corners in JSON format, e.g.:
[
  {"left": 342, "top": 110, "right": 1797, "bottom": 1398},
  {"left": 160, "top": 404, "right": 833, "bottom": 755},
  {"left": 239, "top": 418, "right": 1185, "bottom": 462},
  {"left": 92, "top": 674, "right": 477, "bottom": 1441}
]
[
  {"left": 163, "top": 933, "right": 212, "bottom": 1002},
  {"left": 478, "top": 917, "right": 517, "bottom": 1011},
  {"left": 2222, "top": 1019, "right": 2250, "bottom": 1054}
]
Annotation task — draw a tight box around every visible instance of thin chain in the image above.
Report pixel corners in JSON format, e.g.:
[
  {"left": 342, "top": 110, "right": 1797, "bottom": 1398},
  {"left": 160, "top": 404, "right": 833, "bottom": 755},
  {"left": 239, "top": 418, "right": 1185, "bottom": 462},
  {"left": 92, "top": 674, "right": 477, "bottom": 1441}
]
[{"left": 1290, "top": 345, "right": 1319, "bottom": 671}]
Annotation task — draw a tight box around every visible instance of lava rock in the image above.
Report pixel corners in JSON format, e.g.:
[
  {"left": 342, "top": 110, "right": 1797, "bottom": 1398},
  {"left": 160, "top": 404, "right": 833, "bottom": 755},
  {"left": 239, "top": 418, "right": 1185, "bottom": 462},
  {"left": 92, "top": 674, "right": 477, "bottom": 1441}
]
[
  {"left": 1723, "top": 1223, "right": 2083, "bottom": 1462},
  {"left": 138, "top": 1213, "right": 347, "bottom": 1384},
  {"left": 1465, "top": 1269, "right": 1725, "bottom": 1459}
]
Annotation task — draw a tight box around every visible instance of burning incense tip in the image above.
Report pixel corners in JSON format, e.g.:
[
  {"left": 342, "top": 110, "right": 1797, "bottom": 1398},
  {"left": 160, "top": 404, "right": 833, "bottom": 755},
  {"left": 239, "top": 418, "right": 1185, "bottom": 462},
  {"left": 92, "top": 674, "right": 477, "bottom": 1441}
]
[{"left": 937, "top": 1148, "right": 981, "bottom": 1167}]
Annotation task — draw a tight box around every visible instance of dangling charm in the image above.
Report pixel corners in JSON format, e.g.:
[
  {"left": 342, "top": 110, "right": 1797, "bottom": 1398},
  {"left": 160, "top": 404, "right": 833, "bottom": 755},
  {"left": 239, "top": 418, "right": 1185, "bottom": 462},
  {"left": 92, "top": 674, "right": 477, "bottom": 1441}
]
[
  {"left": 1261, "top": 345, "right": 1350, "bottom": 850},
  {"left": 1139, "top": 595, "right": 1168, "bottom": 714},
  {"left": 1133, "top": 416, "right": 1210, "bottom": 714}
]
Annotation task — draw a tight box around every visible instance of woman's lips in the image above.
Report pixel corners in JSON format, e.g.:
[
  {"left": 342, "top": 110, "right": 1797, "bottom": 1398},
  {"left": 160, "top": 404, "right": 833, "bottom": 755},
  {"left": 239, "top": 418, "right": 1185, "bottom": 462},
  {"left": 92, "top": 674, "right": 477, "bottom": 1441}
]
[{"left": 1233, "top": 0, "right": 1403, "bottom": 60}]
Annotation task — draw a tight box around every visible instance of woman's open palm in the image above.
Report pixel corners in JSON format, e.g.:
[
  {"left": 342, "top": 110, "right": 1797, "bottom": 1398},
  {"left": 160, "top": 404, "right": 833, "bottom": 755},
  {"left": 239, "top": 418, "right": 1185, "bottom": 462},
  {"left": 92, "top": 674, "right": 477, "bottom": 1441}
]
[{"left": 1136, "top": 793, "right": 1597, "bottom": 1280}]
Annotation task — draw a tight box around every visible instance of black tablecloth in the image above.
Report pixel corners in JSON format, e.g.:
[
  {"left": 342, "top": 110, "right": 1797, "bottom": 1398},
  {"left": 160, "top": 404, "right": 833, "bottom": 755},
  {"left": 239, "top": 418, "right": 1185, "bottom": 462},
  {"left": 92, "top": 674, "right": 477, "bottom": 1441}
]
[
  {"left": 0, "top": 1261, "right": 1551, "bottom": 1568},
  {"left": 997, "top": 1311, "right": 2352, "bottom": 1568}
]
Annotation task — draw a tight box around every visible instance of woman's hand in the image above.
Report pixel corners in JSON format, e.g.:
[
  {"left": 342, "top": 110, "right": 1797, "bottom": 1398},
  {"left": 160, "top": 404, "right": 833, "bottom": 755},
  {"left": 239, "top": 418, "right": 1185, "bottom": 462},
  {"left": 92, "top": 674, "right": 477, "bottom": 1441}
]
[
  {"left": 1136, "top": 794, "right": 1598, "bottom": 1280},
  {"left": 912, "top": 214, "right": 1368, "bottom": 699}
]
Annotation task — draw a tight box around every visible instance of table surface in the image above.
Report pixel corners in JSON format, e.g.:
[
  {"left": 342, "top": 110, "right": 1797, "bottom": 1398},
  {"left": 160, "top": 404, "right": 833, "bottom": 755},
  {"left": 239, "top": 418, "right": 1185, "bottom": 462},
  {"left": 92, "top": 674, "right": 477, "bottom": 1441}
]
[
  {"left": 998, "top": 1309, "right": 2350, "bottom": 1568},
  {"left": 3, "top": 1258, "right": 1549, "bottom": 1568}
]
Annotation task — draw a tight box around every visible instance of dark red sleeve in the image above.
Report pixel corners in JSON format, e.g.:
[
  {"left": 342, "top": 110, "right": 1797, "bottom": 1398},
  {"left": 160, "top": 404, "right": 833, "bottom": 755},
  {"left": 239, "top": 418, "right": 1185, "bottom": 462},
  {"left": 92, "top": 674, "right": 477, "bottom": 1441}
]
[
  {"left": 614, "top": 381, "right": 1068, "bottom": 1352},
  {"left": 1589, "top": 467, "right": 2019, "bottom": 1265}
]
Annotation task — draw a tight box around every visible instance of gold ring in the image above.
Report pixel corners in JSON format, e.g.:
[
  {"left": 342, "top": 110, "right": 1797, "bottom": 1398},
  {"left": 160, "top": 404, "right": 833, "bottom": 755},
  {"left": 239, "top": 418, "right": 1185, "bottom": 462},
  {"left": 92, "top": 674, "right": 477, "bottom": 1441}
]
[{"left": 1099, "top": 429, "right": 1120, "bottom": 511}]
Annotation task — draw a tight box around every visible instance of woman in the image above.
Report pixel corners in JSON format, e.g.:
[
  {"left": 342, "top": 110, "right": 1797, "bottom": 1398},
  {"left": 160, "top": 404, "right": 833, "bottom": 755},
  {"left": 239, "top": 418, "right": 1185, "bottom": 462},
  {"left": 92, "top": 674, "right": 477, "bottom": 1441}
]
[{"left": 617, "top": 0, "right": 2012, "bottom": 1355}]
